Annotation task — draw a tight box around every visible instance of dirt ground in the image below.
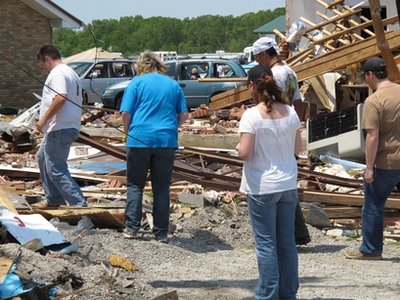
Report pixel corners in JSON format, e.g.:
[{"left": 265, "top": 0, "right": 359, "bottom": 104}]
[{"left": 1, "top": 202, "right": 399, "bottom": 300}]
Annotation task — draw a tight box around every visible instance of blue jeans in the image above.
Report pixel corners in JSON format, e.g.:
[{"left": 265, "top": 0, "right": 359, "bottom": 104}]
[
  {"left": 37, "top": 128, "right": 86, "bottom": 207},
  {"left": 125, "top": 147, "right": 175, "bottom": 237},
  {"left": 360, "top": 168, "right": 400, "bottom": 255},
  {"left": 247, "top": 190, "right": 299, "bottom": 300}
]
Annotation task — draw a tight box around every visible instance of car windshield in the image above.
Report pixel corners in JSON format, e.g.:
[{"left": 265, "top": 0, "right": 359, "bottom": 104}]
[{"left": 68, "top": 62, "right": 93, "bottom": 77}]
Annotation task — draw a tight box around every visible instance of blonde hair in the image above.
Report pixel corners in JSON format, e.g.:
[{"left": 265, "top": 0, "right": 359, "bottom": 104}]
[{"left": 135, "top": 51, "right": 168, "bottom": 75}]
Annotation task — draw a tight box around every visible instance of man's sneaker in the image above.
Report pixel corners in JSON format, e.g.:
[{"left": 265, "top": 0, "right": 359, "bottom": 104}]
[
  {"left": 155, "top": 234, "right": 169, "bottom": 244},
  {"left": 296, "top": 235, "right": 311, "bottom": 246},
  {"left": 122, "top": 228, "right": 137, "bottom": 239},
  {"left": 344, "top": 249, "right": 382, "bottom": 260}
]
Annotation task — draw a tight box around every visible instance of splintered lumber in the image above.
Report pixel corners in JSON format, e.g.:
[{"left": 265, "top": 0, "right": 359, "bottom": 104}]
[
  {"left": 286, "top": 47, "right": 314, "bottom": 66},
  {"left": 310, "top": 16, "right": 399, "bottom": 46},
  {"left": 20, "top": 208, "right": 125, "bottom": 229},
  {"left": 198, "top": 78, "right": 247, "bottom": 82},
  {"left": 299, "top": 190, "right": 400, "bottom": 209},
  {"left": 303, "top": 206, "right": 362, "bottom": 219},
  {"left": 293, "top": 30, "right": 400, "bottom": 81},
  {"left": 0, "top": 254, "right": 14, "bottom": 279},
  {"left": 209, "top": 86, "right": 250, "bottom": 109},
  {"left": 307, "top": 76, "right": 334, "bottom": 110},
  {"left": 0, "top": 187, "right": 19, "bottom": 214},
  {"left": 303, "top": 8, "right": 362, "bottom": 34},
  {"left": 369, "top": 0, "right": 400, "bottom": 82}
]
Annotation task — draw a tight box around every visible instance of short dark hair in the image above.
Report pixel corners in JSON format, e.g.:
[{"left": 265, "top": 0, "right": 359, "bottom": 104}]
[
  {"left": 362, "top": 56, "right": 387, "bottom": 79},
  {"left": 37, "top": 45, "right": 61, "bottom": 62},
  {"left": 265, "top": 47, "right": 278, "bottom": 57}
]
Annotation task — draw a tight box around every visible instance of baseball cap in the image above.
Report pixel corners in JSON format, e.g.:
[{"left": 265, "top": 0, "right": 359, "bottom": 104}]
[
  {"left": 362, "top": 57, "right": 386, "bottom": 73},
  {"left": 252, "top": 37, "right": 280, "bottom": 55},
  {"left": 247, "top": 64, "right": 273, "bottom": 83}
]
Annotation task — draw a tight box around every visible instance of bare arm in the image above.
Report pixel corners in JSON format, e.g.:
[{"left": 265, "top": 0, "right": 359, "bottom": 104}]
[
  {"left": 364, "top": 128, "right": 379, "bottom": 183},
  {"left": 122, "top": 111, "right": 131, "bottom": 133},
  {"left": 236, "top": 132, "right": 255, "bottom": 161},
  {"left": 178, "top": 112, "right": 189, "bottom": 127},
  {"left": 36, "top": 94, "right": 67, "bottom": 133},
  {"left": 294, "top": 128, "right": 302, "bottom": 155}
]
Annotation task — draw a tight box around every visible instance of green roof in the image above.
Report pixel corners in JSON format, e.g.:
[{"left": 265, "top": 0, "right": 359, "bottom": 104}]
[{"left": 254, "top": 15, "right": 286, "bottom": 34}]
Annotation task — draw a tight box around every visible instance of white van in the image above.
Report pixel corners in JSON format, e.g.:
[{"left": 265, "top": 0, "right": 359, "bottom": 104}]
[{"left": 153, "top": 51, "right": 178, "bottom": 61}]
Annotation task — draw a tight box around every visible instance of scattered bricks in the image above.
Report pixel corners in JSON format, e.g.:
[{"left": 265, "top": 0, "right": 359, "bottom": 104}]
[
  {"left": 215, "top": 109, "right": 231, "bottom": 119},
  {"left": 178, "top": 192, "right": 204, "bottom": 208},
  {"left": 191, "top": 107, "right": 210, "bottom": 119},
  {"left": 209, "top": 114, "right": 220, "bottom": 126},
  {"left": 229, "top": 105, "right": 246, "bottom": 120},
  {"left": 200, "top": 128, "right": 216, "bottom": 134},
  {"left": 213, "top": 124, "right": 227, "bottom": 134}
]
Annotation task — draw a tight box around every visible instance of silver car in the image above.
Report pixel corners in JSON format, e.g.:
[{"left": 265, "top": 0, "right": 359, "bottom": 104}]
[{"left": 68, "top": 58, "right": 135, "bottom": 105}]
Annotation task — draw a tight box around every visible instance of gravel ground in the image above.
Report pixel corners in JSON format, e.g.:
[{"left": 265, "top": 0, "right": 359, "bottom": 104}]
[{"left": 1, "top": 203, "right": 399, "bottom": 299}]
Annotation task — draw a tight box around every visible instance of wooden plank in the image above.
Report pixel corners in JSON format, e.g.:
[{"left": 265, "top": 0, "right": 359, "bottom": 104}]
[
  {"left": 0, "top": 255, "right": 14, "bottom": 279},
  {"left": 0, "top": 187, "right": 19, "bottom": 214},
  {"left": 198, "top": 78, "right": 247, "bottom": 82},
  {"left": 293, "top": 30, "right": 400, "bottom": 81},
  {"left": 287, "top": 47, "right": 314, "bottom": 66},
  {"left": 368, "top": 0, "right": 400, "bottom": 82},
  {"left": 19, "top": 208, "right": 125, "bottom": 229},
  {"left": 304, "top": 8, "right": 362, "bottom": 33},
  {"left": 316, "top": 0, "right": 374, "bottom": 36},
  {"left": 303, "top": 206, "right": 362, "bottom": 219},
  {"left": 307, "top": 76, "right": 334, "bottom": 110},
  {"left": 310, "top": 16, "right": 399, "bottom": 46},
  {"left": 209, "top": 86, "right": 251, "bottom": 110},
  {"left": 316, "top": 11, "right": 364, "bottom": 41},
  {"left": 300, "top": 190, "right": 400, "bottom": 209}
]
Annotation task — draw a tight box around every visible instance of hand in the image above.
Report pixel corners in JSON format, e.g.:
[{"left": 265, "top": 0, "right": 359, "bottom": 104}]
[
  {"left": 235, "top": 143, "right": 240, "bottom": 151},
  {"left": 364, "top": 168, "right": 374, "bottom": 184},
  {"left": 36, "top": 119, "right": 46, "bottom": 133}
]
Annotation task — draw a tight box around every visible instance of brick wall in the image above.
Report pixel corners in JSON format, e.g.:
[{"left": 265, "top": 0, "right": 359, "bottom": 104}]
[{"left": 0, "top": 0, "right": 51, "bottom": 109}]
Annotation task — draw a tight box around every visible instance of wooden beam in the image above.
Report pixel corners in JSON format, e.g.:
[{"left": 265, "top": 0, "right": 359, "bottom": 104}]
[
  {"left": 0, "top": 187, "right": 19, "bottom": 214},
  {"left": 293, "top": 30, "right": 400, "bottom": 82},
  {"left": 300, "top": 190, "right": 400, "bottom": 209},
  {"left": 310, "top": 16, "right": 399, "bottom": 46},
  {"left": 286, "top": 47, "right": 314, "bottom": 66},
  {"left": 327, "top": 0, "right": 344, "bottom": 10},
  {"left": 368, "top": 0, "right": 400, "bottom": 82},
  {"left": 316, "top": 0, "right": 374, "bottom": 36},
  {"left": 209, "top": 86, "right": 251, "bottom": 109},
  {"left": 304, "top": 8, "right": 362, "bottom": 33},
  {"left": 316, "top": 11, "right": 364, "bottom": 41}
]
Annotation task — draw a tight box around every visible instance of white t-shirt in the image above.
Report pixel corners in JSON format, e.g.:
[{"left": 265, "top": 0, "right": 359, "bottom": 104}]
[
  {"left": 239, "top": 105, "right": 300, "bottom": 195},
  {"left": 39, "top": 64, "right": 82, "bottom": 133},
  {"left": 272, "top": 64, "right": 301, "bottom": 101}
]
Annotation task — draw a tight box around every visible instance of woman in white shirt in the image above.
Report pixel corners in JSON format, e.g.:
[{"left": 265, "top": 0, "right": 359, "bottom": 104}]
[{"left": 236, "top": 64, "right": 301, "bottom": 300}]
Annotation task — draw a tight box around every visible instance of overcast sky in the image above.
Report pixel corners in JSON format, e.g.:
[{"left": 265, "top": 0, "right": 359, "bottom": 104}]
[{"left": 52, "top": 0, "right": 285, "bottom": 24}]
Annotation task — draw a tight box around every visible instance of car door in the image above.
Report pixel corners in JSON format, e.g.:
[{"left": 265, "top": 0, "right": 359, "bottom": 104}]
[
  {"left": 85, "top": 61, "right": 134, "bottom": 104},
  {"left": 177, "top": 62, "right": 209, "bottom": 108}
]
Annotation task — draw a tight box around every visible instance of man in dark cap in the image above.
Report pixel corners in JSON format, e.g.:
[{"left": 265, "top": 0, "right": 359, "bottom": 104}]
[{"left": 345, "top": 57, "right": 400, "bottom": 260}]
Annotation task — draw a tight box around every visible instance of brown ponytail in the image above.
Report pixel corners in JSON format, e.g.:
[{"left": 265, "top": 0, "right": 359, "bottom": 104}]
[{"left": 253, "top": 77, "right": 289, "bottom": 112}]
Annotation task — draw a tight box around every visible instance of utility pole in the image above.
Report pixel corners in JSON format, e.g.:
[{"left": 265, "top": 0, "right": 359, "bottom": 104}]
[{"left": 368, "top": 0, "right": 400, "bottom": 82}]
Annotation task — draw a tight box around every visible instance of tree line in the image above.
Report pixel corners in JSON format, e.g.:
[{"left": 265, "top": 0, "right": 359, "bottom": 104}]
[{"left": 53, "top": 8, "right": 285, "bottom": 58}]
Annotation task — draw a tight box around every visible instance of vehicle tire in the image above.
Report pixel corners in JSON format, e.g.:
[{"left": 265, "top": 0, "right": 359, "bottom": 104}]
[{"left": 82, "top": 90, "right": 88, "bottom": 105}]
